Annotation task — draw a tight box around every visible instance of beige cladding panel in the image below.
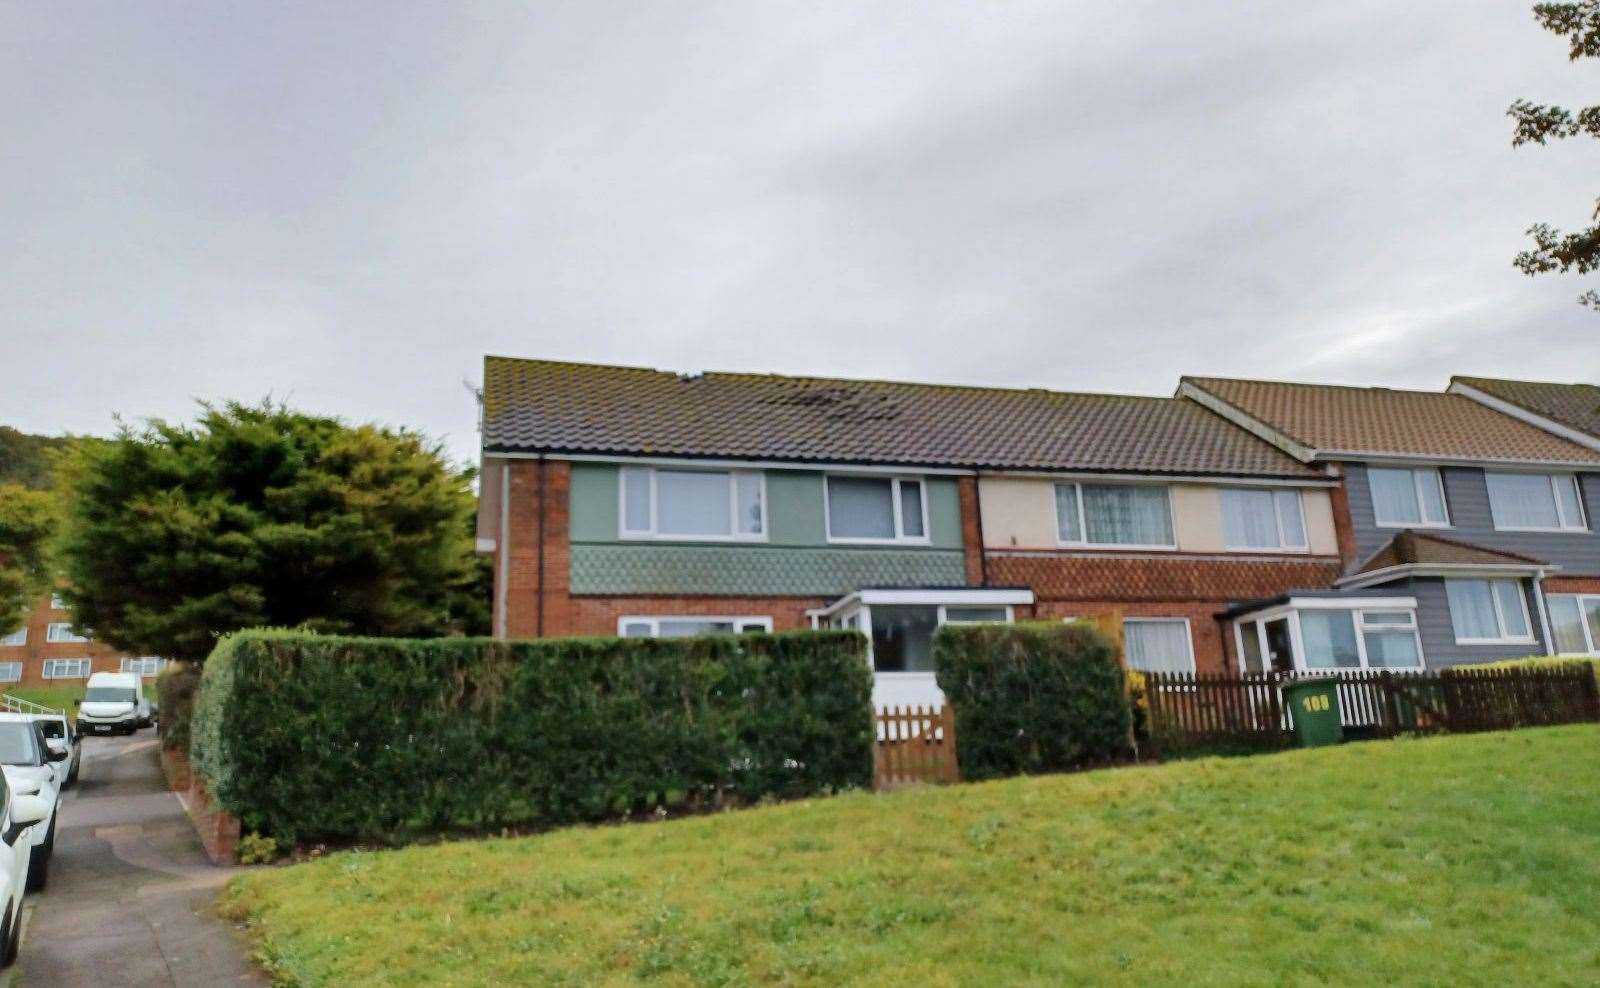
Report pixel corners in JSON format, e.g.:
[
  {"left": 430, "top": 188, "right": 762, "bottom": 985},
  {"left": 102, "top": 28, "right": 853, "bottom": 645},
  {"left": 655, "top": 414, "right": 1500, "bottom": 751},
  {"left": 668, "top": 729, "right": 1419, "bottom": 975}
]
[
  {"left": 978, "top": 476, "right": 1059, "bottom": 549},
  {"left": 1301, "top": 488, "right": 1337, "bottom": 555},
  {"left": 1170, "top": 485, "right": 1224, "bottom": 551}
]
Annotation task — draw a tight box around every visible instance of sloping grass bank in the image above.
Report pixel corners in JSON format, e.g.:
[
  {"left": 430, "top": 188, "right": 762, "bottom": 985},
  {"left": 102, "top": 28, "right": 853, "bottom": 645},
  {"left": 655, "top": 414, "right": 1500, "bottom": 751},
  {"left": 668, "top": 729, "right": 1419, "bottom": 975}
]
[{"left": 225, "top": 726, "right": 1600, "bottom": 986}]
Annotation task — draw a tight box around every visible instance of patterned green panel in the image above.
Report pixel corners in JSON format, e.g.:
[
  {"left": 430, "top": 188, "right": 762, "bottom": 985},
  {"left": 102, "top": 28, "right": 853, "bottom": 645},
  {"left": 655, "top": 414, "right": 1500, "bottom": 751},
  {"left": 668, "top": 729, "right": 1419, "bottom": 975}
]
[{"left": 570, "top": 544, "right": 967, "bottom": 596}]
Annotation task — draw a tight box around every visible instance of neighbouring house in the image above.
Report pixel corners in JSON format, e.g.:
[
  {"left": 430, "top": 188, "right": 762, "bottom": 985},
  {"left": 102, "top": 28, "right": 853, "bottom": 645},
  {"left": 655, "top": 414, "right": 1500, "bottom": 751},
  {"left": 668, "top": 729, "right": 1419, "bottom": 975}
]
[
  {"left": 1449, "top": 376, "right": 1600, "bottom": 655},
  {"left": 1181, "top": 377, "right": 1600, "bottom": 673},
  {"left": 477, "top": 357, "right": 1344, "bottom": 705},
  {"left": 0, "top": 595, "right": 169, "bottom": 689}
]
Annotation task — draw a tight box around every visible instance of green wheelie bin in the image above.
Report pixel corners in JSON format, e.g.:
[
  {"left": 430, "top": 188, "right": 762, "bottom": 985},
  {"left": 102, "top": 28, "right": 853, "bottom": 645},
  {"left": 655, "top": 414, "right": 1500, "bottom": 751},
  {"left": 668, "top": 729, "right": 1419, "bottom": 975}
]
[{"left": 1283, "top": 678, "right": 1343, "bottom": 747}]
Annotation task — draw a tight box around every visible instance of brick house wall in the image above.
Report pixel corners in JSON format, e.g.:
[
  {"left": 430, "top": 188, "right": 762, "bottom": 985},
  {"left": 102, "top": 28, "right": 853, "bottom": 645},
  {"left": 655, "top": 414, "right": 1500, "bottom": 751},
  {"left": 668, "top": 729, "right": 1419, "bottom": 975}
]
[{"left": 0, "top": 596, "right": 144, "bottom": 688}]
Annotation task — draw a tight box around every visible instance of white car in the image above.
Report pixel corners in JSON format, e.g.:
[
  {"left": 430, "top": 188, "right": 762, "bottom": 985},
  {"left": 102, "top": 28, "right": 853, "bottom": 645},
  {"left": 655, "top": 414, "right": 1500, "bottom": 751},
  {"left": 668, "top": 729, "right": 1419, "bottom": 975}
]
[
  {"left": 28, "top": 714, "right": 79, "bottom": 789},
  {"left": 0, "top": 764, "right": 51, "bottom": 967},
  {"left": 77, "top": 671, "right": 151, "bottom": 736},
  {"left": 0, "top": 716, "right": 64, "bottom": 892}
]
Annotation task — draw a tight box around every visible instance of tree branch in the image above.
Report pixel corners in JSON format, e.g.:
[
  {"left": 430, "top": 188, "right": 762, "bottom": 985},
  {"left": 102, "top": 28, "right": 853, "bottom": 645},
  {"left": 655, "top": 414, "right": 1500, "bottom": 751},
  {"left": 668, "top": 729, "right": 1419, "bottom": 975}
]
[{"left": 1533, "top": 2, "right": 1600, "bottom": 60}]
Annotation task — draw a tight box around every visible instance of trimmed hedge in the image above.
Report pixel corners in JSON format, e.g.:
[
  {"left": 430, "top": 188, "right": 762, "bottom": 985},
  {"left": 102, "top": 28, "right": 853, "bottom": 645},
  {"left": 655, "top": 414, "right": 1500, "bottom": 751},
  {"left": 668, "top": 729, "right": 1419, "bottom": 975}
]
[
  {"left": 190, "top": 629, "right": 873, "bottom": 844},
  {"left": 156, "top": 661, "right": 201, "bottom": 753},
  {"left": 1459, "top": 655, "right": 1600, "bottom": 686},
  {"left": 934, "top": 621, "right": 1133, "bottom": 781}
]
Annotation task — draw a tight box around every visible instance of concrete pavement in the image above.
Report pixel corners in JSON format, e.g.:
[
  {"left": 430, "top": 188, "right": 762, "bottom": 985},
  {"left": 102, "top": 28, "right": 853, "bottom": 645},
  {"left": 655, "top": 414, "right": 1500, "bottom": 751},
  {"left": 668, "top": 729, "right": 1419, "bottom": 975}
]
[{"left": 13, "top": 730, "right": 263, "bottom": 986}]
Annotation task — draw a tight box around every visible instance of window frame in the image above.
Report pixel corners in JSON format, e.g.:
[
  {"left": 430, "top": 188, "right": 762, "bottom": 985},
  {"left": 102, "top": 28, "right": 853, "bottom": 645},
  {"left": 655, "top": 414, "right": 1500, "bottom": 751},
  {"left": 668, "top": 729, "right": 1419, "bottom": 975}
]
[
  {"left": 1219, "top": 488, "right": 1310, "bottom": 552},
  {"left": 42, "top": 658, "right": 91, "bottom": 680},
  {"left": 823, "top": 474, "right": 931, "bottom": 546},
  {"left": 1546, "top": 593, "right": 1600, "bottom": 655},
  {"left": 1369, "top": 467, "right": 1451, "bottom": 529},
  {"left": 120, "top": 657, "right": 169, "bottom": 676},
  {"left": 1122, "top": 617, "right": 1196, "bottom": 674},
  {"left": 1233, "top": 599, "right": 1426, "bottom": 674},
  {"left": 1053, "top": 481, "right": 1177, "bottom": 551},
  {"left": 0, "top": 628, "right": 25, "bottom": 647},
  {"left": 45, "top": 623, "right": 88, "bottom": 644},
  {"left": 615, "top": 616, "right": 774, "bottom": 638},
  {"left": 617, "top": 467, "right": 768, "bottom": 543},
  {"left": 0, "top": 662, "right": 20, "bottom": 683},
  {"left": 1484, "top": 471, "right": 1588, "bottom": 533},
  {"left": 1445, "top": 578, "right": 1536, "bottom": 645}
]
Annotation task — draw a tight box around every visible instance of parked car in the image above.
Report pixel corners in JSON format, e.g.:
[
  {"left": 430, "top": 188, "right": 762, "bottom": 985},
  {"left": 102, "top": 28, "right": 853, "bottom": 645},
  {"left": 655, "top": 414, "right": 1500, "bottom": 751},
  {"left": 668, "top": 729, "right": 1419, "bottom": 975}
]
[
  {"left": 28, "top": 713, "right": 80, "bottom": 789},
  {"left": 76, "top": 672, "right": 151, "bottom": 736},
  {"left": 0, "top": 775, "right": 49, "bottom": 967},
  {"left": 0, "top": 717, "right": 63, "bottom": 893}
]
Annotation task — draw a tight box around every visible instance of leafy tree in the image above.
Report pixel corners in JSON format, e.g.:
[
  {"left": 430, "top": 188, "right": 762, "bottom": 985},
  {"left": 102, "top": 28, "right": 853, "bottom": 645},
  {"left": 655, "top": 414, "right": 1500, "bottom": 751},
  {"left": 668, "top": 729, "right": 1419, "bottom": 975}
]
[
  {"left": 53, "top": 401, "right": 484, "bottom": 663},
  {"left": 0, "top": 485, "right": 56, "bottom": 636},
  {"left": 1509, "top": 2, "right": 1600, "bottom": 310},
  {"left": 0, "top": 427, "right": 70, "bottom": 490}
]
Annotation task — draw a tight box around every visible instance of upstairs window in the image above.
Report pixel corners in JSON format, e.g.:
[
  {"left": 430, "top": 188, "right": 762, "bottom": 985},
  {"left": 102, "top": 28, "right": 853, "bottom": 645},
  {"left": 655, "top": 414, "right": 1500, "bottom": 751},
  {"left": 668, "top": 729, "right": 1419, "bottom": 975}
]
[
  {"left": 46, "top": 623, "right": 89, "bottom": 644},
  {"left": 619, "top": 467, "right": 765, "bottom": 541},
  {"left": 1220, "top": 489, "right": 1308, "bottom": 550},
  {"left": 619, "top": 617, "right": 771, "bottom": 637},
  {"left": 1445, "top": 579, "right": 1533, "bottom": 644},
  {"left": 120, "top": 657, "right": 169, "bottom": 676},
  {"left": 1368, "top": 467, "right": 1449, "bottom": 527},
  {"left": 1056, "top": 483, "right": 1174, "bottom": 548},
  {"left": 1485, "top": 473, "right": 1587, "bottom": 532},
  {"left": 0, "top": 628, "right": 24, "bottom": 647},
  {"left": 825, "top": 476, "right": 927, "bottom": 544}
]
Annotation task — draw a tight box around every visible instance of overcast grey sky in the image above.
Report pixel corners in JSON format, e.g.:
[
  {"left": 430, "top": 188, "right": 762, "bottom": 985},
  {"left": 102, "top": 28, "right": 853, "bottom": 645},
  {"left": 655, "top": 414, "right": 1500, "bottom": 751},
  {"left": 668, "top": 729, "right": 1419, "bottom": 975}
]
[{"left": 3, "top": 2, "right": 1596, "bottom": 466}]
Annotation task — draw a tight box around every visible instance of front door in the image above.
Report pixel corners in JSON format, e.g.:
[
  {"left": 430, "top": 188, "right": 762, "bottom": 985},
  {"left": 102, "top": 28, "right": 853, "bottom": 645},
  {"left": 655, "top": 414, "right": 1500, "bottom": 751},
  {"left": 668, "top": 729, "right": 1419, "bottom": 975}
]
[{"left": 1263, "top": 617, "right": 1295, "bottom": 674}]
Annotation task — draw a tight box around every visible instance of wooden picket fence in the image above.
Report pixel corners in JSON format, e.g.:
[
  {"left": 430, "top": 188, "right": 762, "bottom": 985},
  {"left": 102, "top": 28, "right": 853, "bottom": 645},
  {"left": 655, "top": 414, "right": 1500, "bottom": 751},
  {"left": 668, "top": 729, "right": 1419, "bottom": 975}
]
[
  {"left": 873, "top": 705, "right": 960, "bottom": 788},
  {"left": 1143, "top": 663, "right": 1600, "bottom": 755}
]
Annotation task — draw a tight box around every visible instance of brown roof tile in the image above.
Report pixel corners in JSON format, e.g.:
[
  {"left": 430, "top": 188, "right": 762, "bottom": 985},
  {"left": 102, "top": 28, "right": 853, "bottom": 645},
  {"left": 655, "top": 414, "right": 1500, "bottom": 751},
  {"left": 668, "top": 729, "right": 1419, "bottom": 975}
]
[
  {"left": 1452, "top": 376, "right": 1600, "bottom": 442},
  {"left": 1354, "top": 530, "right": 1549, "bottom": 575},
  {"left": 1182, "top": 376, "right": 1600, "bottom": 465},
  {"left": 482, "top": 357, "right": 1323, "bottom": 477}
]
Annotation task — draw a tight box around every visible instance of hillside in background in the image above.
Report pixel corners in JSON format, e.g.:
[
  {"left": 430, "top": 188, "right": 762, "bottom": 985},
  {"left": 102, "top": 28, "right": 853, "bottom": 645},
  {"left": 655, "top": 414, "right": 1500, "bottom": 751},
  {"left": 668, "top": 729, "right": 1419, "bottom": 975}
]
[{"left": 0, "top": 426, "right": 73, "bottom": 491}]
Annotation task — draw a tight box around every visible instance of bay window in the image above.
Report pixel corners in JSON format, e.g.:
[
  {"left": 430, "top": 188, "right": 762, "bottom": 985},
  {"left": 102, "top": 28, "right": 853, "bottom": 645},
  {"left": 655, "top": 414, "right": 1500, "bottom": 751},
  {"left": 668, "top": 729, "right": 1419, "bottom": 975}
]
[
  {"left": 1220, "top": 488, "right": 1308, "bottom": 550},
  {"left": 1055, "top": 483, "right": 1174, "bottom": 548},
  {"left": 1236, "top": 603, "right": 1424, "bottom": 674},
  {"left": 825, "top": 476, "right": 927, "bottom": 543},
  {"left": 1368, "top": 467, "right": 1449, "bottom": 527},
  {"left": 1444, "top": 579, "right": 1533, "bottom": 644},
  {"left": 1485, "top": 473, "right": 1586, "bottom": 532},
  {"left": 1546, "top": 594, "right": 1600, "bottom": 654},
  {"left": 619, "top": 467, "right": 765, "bottom": 540}
]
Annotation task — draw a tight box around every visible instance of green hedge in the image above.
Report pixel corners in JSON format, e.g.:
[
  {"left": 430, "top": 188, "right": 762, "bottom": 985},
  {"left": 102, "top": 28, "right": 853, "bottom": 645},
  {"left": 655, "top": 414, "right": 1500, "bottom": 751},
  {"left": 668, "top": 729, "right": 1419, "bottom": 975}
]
[
  {"left": 1458, "top": 655, "right": 1600, "bottom": 686},
  {"left": 934, "top": 621, "right": 1133, "bottom": 781},
  {"left": 190, "top": 629, "right": 873, "bottom": 844},
  {"left": 156, "top": 662, "right": 201, "bottom": 753}
]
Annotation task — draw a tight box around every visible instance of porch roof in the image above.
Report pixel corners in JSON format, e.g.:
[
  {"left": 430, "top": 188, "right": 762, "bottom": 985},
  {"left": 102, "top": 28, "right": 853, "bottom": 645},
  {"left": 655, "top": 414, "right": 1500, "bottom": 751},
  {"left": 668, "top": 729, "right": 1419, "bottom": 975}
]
[
  {"left": 1218, "top": 589, "right": 1414, "bottom": 621},
  {"left": 1335, "top": 531, "right": 1556, "bottom": 589}
]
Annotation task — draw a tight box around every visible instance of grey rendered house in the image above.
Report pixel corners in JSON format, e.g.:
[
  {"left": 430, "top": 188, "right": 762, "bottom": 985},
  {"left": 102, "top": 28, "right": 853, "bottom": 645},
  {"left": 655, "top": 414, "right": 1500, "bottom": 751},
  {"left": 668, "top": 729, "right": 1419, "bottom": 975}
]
[{"left": 1180, "top": 377, "right": 1600, "bottom": 672}]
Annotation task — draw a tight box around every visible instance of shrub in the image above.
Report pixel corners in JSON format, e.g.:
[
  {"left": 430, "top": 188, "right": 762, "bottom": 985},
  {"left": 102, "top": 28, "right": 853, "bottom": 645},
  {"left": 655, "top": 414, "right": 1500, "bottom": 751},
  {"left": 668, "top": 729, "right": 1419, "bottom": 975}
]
[
  {"left": 1459, "top": 655, "right": 1600, "bottom": 687},
  {"left": 934, "top": 621, "right": 1133, "bottom": 781},
  {"left": 156, "top": 662, "right": 201, "bottom": 753},
  {"left": 237, "top": 832, "right": 279, "bottom": 865},
  {"left": 190, "top": 629, "right": 873, "bottom": 844}
]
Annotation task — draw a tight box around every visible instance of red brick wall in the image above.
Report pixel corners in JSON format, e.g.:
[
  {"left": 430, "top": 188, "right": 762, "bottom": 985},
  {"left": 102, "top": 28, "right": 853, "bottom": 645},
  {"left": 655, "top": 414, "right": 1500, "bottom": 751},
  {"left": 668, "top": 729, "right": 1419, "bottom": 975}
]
[
  {"left": 0, "top": 596, "right": 140, "bottom": 688},
  {"left": 503, "top": 459, "right": 574, "bottom": 638},
  {"left": 1546, "top": 576, "right": 1600, "bottom": 595},
  {"left": 957, "top": 476, "right": 985, "bottom": 586},
  {"left": 1327, "top": 470, "right": 1359, "bottom": 569}
]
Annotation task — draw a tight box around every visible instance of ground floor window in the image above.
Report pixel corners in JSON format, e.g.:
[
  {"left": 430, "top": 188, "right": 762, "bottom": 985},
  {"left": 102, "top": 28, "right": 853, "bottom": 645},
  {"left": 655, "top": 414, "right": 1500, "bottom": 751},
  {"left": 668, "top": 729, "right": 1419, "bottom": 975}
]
[
  {"left": 1236, "top": 602, "right": 1424, "bottom": 674},
  {"left": 0, "top": 663, "right": 20, "bottom": 683},
  {"left": 1123, "top": 618, "right": 1195, "bottom": 674},
  {"left": 1547, "top": 594, "right": 1600, "bottom": 654},
  {"left": 120, "top": 657, "right": 169, "bottom": 676},
  {"left": 617, "top": 616, "right": 772, "bottom": 638},
  {"left": 1445, "top": 579, "right": 1533, "bottom": 645},
  {"left": 42, "top": 659, "right": 90, "bottom": 679}
]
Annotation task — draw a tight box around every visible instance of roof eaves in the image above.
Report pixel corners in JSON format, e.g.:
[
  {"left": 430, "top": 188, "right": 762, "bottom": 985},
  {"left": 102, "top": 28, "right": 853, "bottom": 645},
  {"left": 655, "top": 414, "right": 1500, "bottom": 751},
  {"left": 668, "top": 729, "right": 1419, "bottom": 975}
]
[
  {"left": 1175, "top": 380, "right": 1320, "bottom": 463},
  {"left": 1446, "top": 380, "right": 1600, "bottom": 454}
]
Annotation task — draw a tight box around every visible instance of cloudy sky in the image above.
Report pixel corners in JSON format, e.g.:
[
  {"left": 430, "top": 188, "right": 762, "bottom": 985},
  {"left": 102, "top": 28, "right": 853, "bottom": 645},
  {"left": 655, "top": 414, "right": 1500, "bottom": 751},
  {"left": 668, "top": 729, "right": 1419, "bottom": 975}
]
[{"left": 2, "top": 2, "right": 1596, "bottom": 466}]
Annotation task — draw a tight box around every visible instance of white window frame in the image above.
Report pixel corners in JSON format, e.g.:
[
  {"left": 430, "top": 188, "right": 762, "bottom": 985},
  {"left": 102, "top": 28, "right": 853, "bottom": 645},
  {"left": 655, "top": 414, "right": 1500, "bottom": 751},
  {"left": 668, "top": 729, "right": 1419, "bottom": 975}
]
[
  {"left": 823, "top": 474, "right": 931, "bottom": 546},
  {"left": 1220, "top": 488, "right": 1309, "bottom": 552},
  {"left": 1054, "top": 482, "right": 1177, "bottom": 551},
  {"left": 1446, "top": 578, "right": 1536, "bottom": 645},
  {"left": 1485, "top": 472, "right": 1588, "bottom": 533},
  {"left": 120, "top": 656, "right": 169, "bottom": 676},
  {"left": 0, "top": 662, "right": 20, "bottom": 683},
  {"left": 49, "top": 594, "right": 66, "bottom": 610},
  {"left": 46, "top": 623, "right": 89, "bottom": 644},
  {"left": 1123, "top": 617, "right": 1196, "bottom": 674},
  {"left": 937, "top": 605, "right": 1014, "bottom": 624},
  {"left": 42, "top": 658, "right": 91, "bottom": 680},
  {"left": 1546, "top": 593, "right": 1600, "bottom": 655},
  {"left": 1233, "top": 597, "right": 1426, "bottom": 674},
  {"left": 1369, "top": 467, "right": 1451, "bottom": 529},
  {"left": 0, "top": 628, "right": 25, "bottom": 647},
  {"left": 615, "top": 616, "right": 774, "bottom": 637},
  {"left": 617, "top": 467, "right": 768, "bottom": 543}
]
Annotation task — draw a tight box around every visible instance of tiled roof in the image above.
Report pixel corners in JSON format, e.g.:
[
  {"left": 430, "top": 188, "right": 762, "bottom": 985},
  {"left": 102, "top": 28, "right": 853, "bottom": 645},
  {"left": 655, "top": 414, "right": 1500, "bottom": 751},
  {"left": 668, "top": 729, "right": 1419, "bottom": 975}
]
[
  {"left": 1353, "top": 531, "right": 1548, "bottom": 576},
  {"left": 1181, "top": 376, "right": 1600, "bottom": 465},
  {"left": 1452, "top": 376, "right": 1600, "bottom": 442},
  {"left": 482, "top": 357, "right": 1324, "bottom": 477}
]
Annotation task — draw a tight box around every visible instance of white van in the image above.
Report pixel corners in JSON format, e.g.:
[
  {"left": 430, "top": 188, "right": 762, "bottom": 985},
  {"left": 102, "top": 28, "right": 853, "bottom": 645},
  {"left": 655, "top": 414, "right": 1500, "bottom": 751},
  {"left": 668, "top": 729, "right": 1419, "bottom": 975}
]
[{"left": 76, "top": 673, "right": 151, "bottom": 736}]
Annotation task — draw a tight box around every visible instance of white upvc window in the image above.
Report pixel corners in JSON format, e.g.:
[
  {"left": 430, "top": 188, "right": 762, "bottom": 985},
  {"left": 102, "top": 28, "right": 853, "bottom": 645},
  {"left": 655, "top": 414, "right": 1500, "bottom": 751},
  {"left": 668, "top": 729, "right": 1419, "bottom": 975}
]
[
  {"left": 0, "top": 663, "right": 20, "bottom": 683},
  {"left": 46, "top": 623, "right": 89, "bottom": 644},
  {"left": 42, "top": 659, "right": 90, "bottom": 679},
  {"left": 1123, "top": 618, "right": 1195, "bottom": 674},
  {"left": 0, "top": 628, "right": 25, "bottom": 647},
  {"left": 1220, "top": 488, "right": 1308, "bottom": 551},
  {"left": 824, "top": 475, "right": 929, "bottom": 544},
  {"left": 1055, "top": 482, "right": 1175, "bottom": 549},
  {"left": 1547, "top": 594, "right": 1600, "bottom": 654},
  {"left": 49, "top": 594, "right": 66, "bottom": 610},
  {"left": 1485, "top": 472, "right": 1587, "bottom": 532},
  {"left": 1368, "top": 467, "right": 1450, "bottom": 528},
  {"left": 617, "top": 616, "right": 773, "bottom": 638},
  {"left": 1235, "top": 602, "right": 1425, "bottom": 674},
  {"left": 120, "top": 657, "right": 169, "bottom": 676},
  {"left": 1445, "top": 579, "right": 1534, "bottom": 645},
  {"left": 618, "top": 467, "right": 766, "bottom": 541}
]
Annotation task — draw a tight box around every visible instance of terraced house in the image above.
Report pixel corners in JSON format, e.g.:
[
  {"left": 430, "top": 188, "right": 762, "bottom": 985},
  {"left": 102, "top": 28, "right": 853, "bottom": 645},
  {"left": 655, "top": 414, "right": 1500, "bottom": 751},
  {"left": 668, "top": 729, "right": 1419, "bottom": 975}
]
[
  {"left": 1182, "top": 377, "right": 1600, "bottom": 673},
  {"left": 478, "top": 357, "right": 1346, "bottom": 705}
]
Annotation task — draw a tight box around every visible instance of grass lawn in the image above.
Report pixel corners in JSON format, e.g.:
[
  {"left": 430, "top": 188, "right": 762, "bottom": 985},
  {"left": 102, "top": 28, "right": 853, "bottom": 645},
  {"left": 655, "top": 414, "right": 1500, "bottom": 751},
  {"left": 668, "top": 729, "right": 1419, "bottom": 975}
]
[
  {"left": 224, "top": 726, "right": 1600, "bottom": 987},
  {"left": 3, "top": 684, "right": 156, "bottom": 713}
]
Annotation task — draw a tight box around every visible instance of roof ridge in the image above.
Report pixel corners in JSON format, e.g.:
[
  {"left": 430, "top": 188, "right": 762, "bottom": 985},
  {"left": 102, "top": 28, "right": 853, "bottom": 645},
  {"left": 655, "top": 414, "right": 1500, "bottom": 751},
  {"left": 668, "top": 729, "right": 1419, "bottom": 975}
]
[
  {"left": 1184, "top": 374, "right": 1463, "bottom": 399},
  {"left": 1452, "top": 374, "right": 1600, "bottom": 390}
]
